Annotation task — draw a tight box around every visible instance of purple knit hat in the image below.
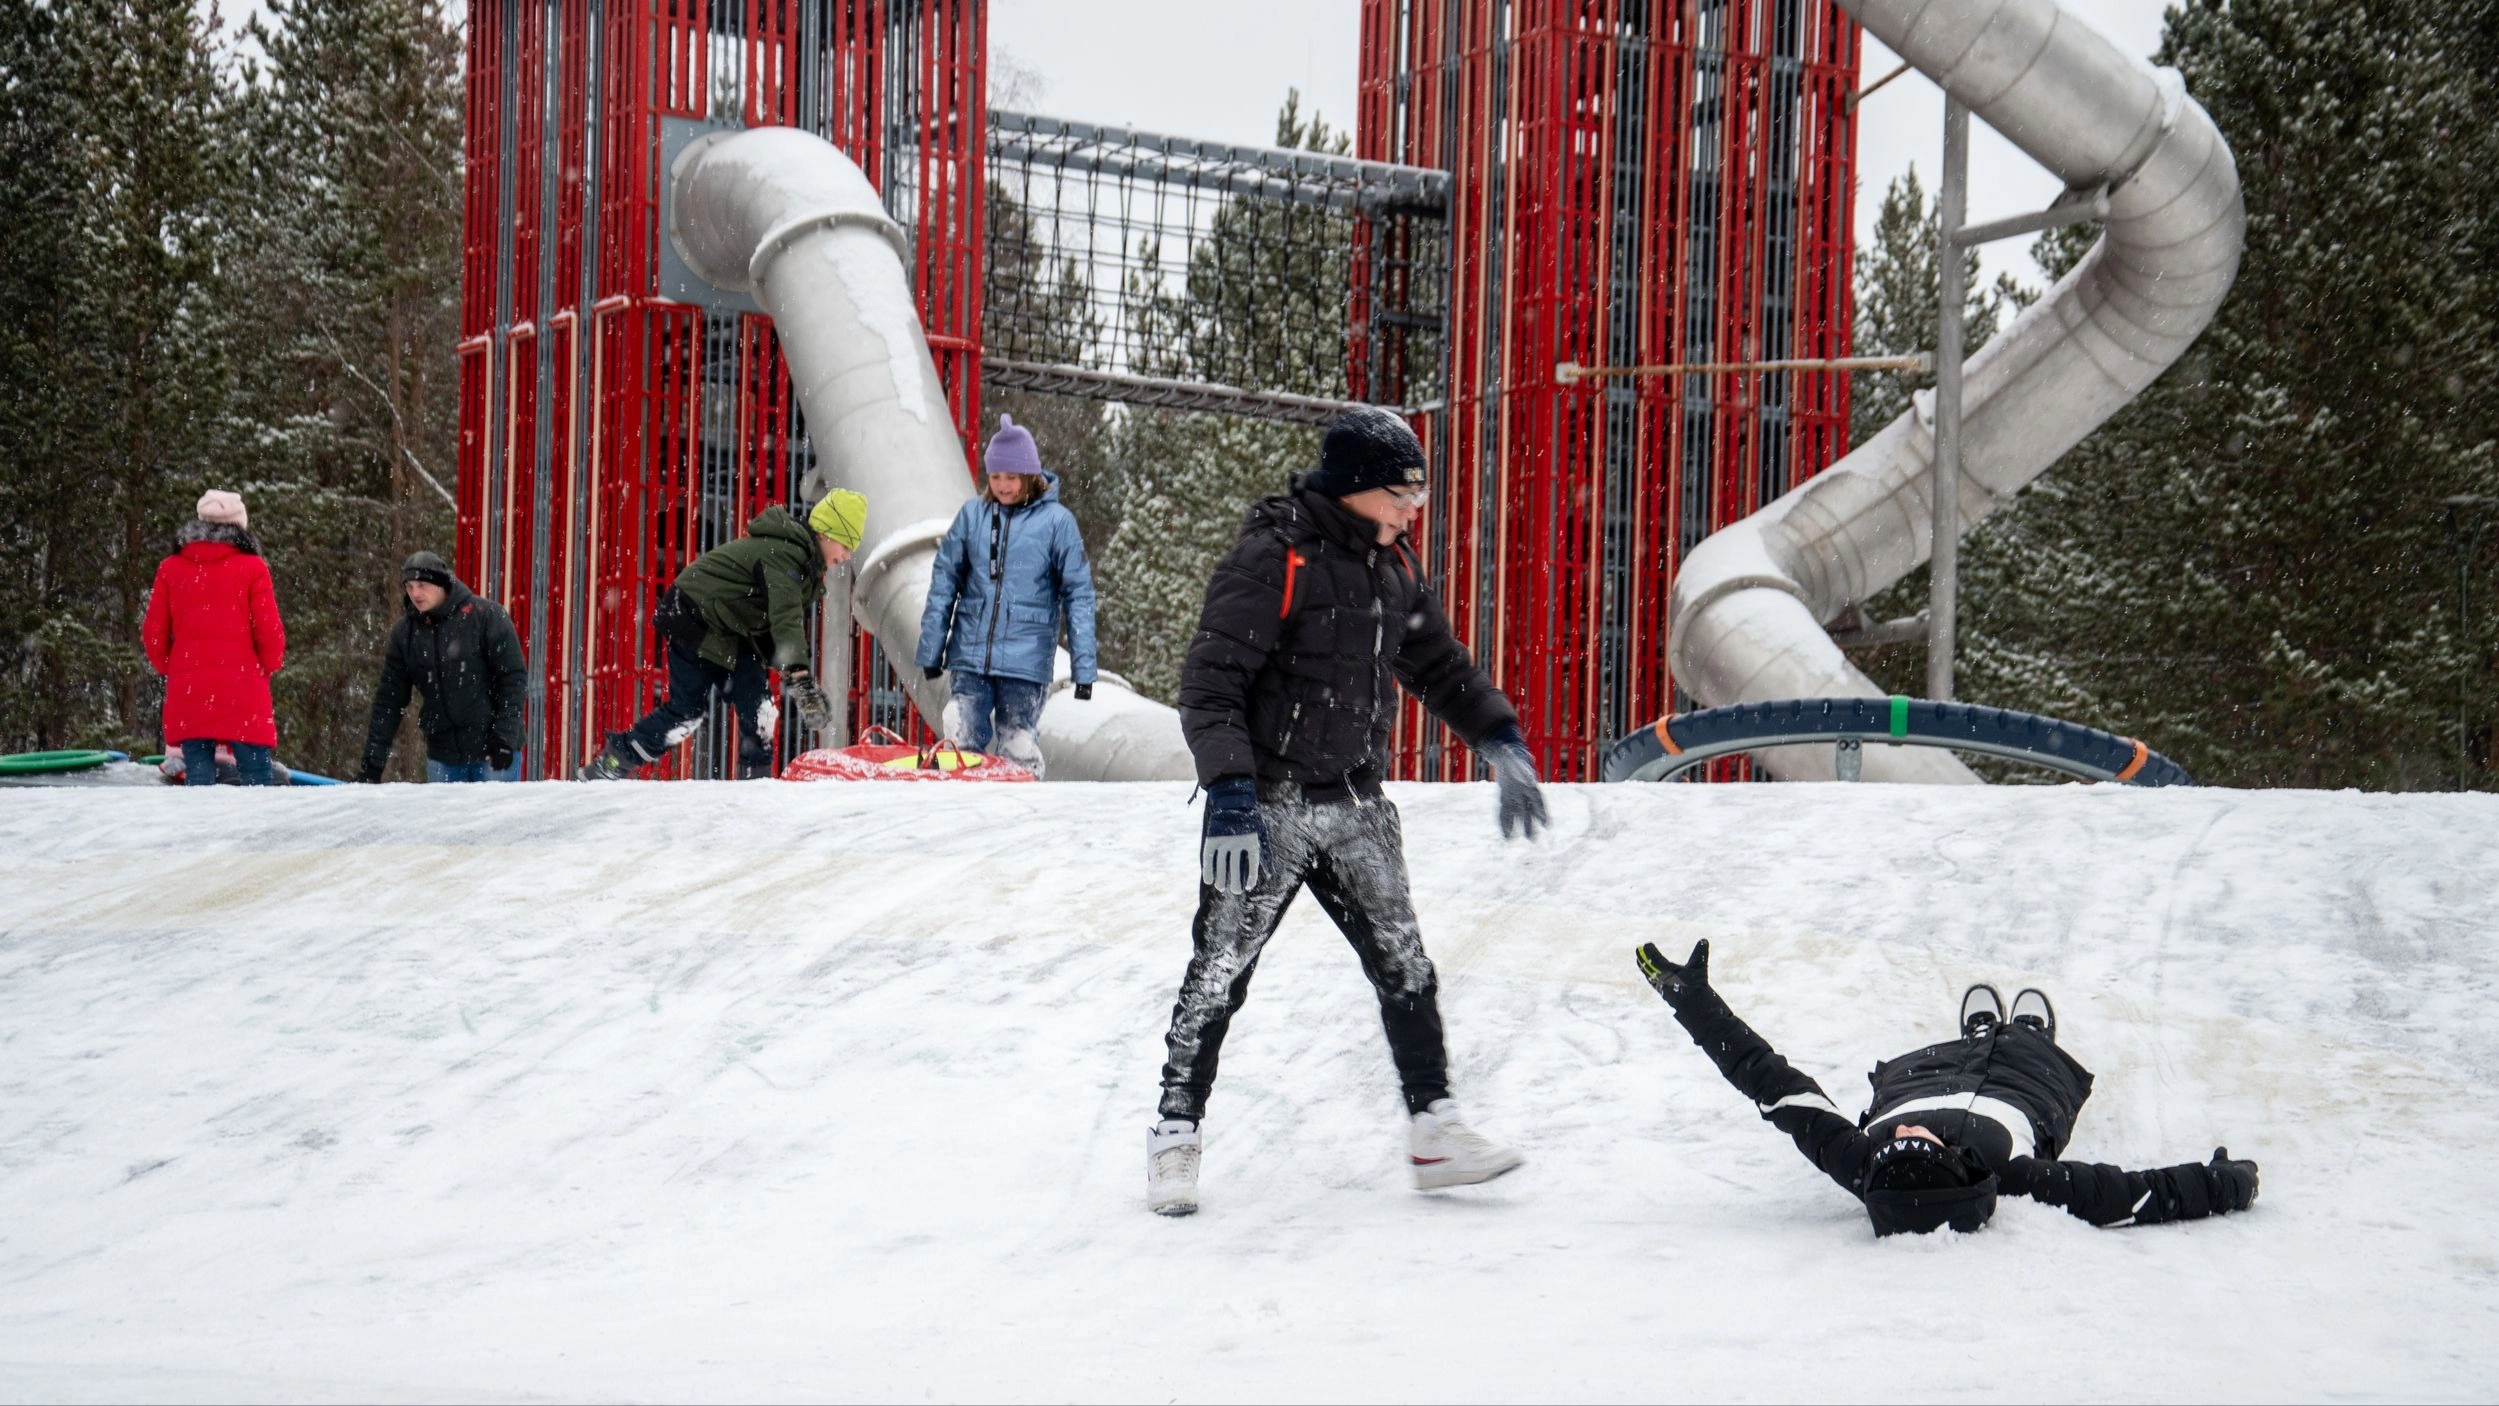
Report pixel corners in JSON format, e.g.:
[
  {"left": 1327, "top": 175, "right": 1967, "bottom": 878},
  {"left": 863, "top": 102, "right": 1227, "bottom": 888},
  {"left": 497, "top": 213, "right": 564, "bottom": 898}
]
[{"left": 984, "top": 414, "right": 1044, "bottom": 479}]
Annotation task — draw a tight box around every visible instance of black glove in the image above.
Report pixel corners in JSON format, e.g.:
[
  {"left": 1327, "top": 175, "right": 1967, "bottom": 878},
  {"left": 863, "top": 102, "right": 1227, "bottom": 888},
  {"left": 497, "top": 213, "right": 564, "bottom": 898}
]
[
  {"left": 922, "top": 664, "right": 945, "bottom": 681},
  {"left": 1636, "top": 939, "right": 1710, "bottom": 1006},
  {"left": 784, "top": 668, "right": 834, "bottom": 731},
  {"left": 1483, "top": 725, "right": 1549, "bottom": 840},
  {"left": 489, "top": 746, "right": 514, "bottom": 773},
  {"left": 1074, "top": 683, "right": 1093, "bottom": 701},
  {"left": 2206, "top": 1146, "right": 2260, "bottom": 1211},
  {"left": 1200, "top": 777, "right": 1273, "bottom": 894}
]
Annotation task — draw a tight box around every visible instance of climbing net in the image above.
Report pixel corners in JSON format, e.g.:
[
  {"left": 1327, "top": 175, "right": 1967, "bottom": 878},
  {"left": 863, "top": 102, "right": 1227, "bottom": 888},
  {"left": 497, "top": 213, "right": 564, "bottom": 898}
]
[{"left": 983, "top": 110, "right": 1450, "bottom": 425}]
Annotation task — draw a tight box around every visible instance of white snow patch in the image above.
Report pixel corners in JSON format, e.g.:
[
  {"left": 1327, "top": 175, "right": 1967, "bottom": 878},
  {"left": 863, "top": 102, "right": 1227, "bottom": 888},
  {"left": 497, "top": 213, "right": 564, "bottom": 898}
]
[
  {"left": 812, "top": 232, "right": 929, "bottom": 425},
  {"left": 2, "top": 781, "right": 2496, "bottom": 1401}
]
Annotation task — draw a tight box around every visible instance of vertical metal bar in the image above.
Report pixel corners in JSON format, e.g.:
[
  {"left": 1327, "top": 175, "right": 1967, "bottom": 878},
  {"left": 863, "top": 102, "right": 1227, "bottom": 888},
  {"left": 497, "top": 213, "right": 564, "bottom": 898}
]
[{"left": 1927, "top": 94, "right": 1967, "bottom": 702}]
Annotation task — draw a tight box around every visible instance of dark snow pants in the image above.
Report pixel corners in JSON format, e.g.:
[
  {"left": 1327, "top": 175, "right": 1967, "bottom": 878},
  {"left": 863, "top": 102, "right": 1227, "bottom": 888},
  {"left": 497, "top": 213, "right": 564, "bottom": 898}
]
[
  {"left": 613, "top": 590, "right": 775, "bottom": 778},
  {"left": 1158, "top": 788, "right": 1450, "bottom": 1122}
]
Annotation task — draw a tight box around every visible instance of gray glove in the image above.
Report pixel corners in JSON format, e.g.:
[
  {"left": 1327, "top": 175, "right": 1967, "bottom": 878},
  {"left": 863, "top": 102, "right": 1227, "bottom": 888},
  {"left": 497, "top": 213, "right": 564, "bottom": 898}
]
[
  {"left": 1484, "top": 726, "right": 1549, "bottom": 840},
  {"left": 784, "top": 668, "right": 834, "bottom": 732},
  {"left": 1200, "top": 778, "right": 1271, "bottom": 894}
]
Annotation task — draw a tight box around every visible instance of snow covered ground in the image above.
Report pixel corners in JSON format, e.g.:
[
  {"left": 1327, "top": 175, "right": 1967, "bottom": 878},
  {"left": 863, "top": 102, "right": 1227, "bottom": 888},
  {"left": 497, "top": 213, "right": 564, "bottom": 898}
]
[{"left": 3, "top": 778, "right": 2496, "bottom": 1402}]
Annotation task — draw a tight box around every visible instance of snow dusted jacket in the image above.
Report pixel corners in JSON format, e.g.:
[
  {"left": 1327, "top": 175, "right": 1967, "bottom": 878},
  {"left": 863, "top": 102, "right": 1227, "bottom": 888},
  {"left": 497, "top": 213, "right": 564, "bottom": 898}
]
[
  {"left": 142, "top": 521, "right": 286, "bottom": 747},
  {"left": 1176, "top": 488, "right": 1516, "bottom": 797},
  {"left": 671, "top": 506, "right": 826, "bottom": 671},
  {"left": 361, "top": 569, "right": 528, "bottom": 777},
  {"left": 1667, "top": 983, "right": 2254, "bottom": 1229},
  {"left": 915, "top": 473, "right": 1098, "bottom": 687}
]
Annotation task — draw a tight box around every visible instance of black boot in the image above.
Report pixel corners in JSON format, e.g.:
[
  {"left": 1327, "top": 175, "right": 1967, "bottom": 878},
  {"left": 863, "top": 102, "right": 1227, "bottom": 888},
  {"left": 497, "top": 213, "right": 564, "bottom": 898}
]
[
  {"left": 1959, "top": 983, "right": 2005, "bottom": 1040},
  {"left": 2010, "top": 988, "right": 2057, "bottom": 1042}
]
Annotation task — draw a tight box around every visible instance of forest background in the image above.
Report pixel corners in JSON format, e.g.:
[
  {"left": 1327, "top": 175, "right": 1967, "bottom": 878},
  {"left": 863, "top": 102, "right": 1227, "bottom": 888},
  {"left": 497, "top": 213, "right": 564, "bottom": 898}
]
[{"left": 2, "top": 0, "right": 2491, "bottom": 788}]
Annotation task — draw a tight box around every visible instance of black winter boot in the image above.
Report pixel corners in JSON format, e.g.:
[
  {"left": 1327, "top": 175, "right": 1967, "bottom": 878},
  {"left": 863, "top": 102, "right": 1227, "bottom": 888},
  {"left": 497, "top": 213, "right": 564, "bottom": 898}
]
[{"left": 1959, "top": 983, "right": 2005, "bottom": 1040}]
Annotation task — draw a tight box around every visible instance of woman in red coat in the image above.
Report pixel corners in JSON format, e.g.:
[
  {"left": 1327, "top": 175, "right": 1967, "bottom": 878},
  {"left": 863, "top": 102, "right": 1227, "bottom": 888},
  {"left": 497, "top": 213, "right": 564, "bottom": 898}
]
[{"left": 142, "top": 490, "right": 287, "bottom": 786}]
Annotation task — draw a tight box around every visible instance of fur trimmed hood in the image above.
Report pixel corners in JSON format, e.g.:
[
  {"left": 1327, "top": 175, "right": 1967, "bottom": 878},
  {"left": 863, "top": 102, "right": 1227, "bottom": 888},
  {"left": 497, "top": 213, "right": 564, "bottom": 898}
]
[{"left": 175, "top": 518, "right": 263, "bottom": 556}]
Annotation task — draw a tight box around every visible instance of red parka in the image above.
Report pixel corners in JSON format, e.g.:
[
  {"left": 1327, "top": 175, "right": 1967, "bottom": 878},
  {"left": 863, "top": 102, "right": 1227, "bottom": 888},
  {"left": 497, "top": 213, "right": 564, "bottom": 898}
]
[{"left": 142, "top": 528, "right": 286, "bottom": 747}]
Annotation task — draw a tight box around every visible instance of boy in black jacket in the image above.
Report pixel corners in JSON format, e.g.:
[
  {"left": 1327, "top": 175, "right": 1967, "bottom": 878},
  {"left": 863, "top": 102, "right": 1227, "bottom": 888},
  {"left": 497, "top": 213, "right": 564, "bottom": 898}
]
[
  {"left": 1635, "top": 939, "right": 2260, "bottom": 1236},
  {"left": 1145, "top": 408, "right": 1550, "bottom": 1217}
]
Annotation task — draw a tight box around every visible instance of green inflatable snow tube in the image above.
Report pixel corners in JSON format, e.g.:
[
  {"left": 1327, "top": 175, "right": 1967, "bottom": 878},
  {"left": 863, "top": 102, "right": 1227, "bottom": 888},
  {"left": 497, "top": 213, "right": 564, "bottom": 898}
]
[{"left": 0, "top": 749, "right": 116, "bottom": 775}]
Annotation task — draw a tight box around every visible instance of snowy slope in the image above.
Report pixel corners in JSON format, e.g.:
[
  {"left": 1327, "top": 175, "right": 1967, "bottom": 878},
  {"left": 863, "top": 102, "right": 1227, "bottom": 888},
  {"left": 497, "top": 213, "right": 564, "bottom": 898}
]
[{"left": 2, "top": 780, "right": 2496, "bottom": 1402}]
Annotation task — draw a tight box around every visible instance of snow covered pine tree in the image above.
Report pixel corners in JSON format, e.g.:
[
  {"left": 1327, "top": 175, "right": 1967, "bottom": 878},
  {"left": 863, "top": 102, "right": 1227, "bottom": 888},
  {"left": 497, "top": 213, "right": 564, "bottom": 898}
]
[
  {"left": 1147, "top": 407, "right": 1549, "bottom": 1216},
  {"left": 1636, "top": 940, "right": 2261, "bottom": 1236}
]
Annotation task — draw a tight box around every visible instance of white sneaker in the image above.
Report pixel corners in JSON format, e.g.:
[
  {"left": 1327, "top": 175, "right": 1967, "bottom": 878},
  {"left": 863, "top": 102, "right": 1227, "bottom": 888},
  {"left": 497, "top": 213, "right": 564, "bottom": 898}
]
[
  {"left": 1147, "top": 1118, "right": 1202, "bottom": 1216},
  {"left": 1408, "top": 1099, "right": 1524, "bottom": 1190}
]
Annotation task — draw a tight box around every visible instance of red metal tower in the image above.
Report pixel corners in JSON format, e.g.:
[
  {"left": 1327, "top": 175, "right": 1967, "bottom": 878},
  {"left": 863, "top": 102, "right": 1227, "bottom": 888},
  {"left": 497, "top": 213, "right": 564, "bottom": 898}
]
[
  {"left": 457, "top": 0, "right": 984, "bottom": 777},
  {"left": 1361, "top": 0, "right": 1860, "bottom": 780}
]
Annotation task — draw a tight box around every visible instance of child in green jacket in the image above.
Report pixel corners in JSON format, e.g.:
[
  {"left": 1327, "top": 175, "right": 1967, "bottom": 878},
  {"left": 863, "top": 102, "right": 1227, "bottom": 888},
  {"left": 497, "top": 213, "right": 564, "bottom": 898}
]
[{"left": 579, "top": 490, "right": 866, "bottom": 780}]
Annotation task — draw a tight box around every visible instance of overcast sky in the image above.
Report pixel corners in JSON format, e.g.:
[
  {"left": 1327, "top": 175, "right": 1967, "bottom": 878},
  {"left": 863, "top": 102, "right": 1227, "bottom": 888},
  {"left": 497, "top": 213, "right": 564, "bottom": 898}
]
[{"left": 990, "top": 0, "right": 2183, "bottom": 290}]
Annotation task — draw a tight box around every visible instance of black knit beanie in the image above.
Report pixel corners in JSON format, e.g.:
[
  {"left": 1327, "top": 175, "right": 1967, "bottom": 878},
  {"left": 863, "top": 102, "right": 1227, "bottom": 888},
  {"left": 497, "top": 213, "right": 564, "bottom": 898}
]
[
  {"left": 1302, "top": 407, "right": 1427, "bottom": 498},
  {"left": 1862, "top": 1137, "right": 1999, "bottom": 1236},
  {"left": 402, "top": 551, "right": 456, "bottom": 589}
]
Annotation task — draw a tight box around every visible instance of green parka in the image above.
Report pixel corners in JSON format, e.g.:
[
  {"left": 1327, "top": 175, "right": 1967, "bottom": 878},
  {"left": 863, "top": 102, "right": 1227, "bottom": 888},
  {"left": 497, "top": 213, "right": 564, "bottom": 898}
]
[{"left": 671, "top": 506, "right": 826, "bottom": 670}]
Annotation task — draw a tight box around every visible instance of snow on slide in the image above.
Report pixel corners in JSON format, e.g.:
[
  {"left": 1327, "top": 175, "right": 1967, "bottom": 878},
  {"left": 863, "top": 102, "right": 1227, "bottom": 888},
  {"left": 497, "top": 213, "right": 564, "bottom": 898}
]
[{"left": 2, "top": 783, "right": 2495, "bottom": 1401}]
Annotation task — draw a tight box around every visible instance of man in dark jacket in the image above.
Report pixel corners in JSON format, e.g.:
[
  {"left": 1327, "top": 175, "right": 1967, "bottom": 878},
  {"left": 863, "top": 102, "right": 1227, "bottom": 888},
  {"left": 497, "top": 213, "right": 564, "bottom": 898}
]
[
  {"left": 359, "top": 552, "right": 528, "bottom": 783},
  {"left": 1635, "top": 938, "right": 2262, "bottom": 1236},
  {"left": 579, "top": 490, "right": 865, "bottom": 780},
  {"left": 1145, "top": 407, "right": 1551, "bottom": 1217}
]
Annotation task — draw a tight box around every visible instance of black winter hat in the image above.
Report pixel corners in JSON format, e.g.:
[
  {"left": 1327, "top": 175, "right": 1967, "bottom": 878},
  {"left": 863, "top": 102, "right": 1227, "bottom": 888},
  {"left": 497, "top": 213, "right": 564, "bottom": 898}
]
[
  {"left": 1303, "top": 406, "right": 1427, "bottom": 498},
  {"left": 1863, "top": 1137, "right": 1999, "bottom": 1237},
  {"left": 402, "top": 551, "right": 456, "bottom": 589}
]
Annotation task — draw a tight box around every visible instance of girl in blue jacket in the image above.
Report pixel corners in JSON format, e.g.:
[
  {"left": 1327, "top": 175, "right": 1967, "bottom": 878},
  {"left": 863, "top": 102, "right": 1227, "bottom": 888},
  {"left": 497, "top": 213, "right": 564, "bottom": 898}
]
[{"left": 917, "top": 415, "right": 1099, "bottom": 775}]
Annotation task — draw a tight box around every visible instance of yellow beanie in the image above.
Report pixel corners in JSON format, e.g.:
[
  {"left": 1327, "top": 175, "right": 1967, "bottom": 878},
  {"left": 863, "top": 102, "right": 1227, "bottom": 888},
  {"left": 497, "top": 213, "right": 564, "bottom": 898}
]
[{"left": 808, "top": 489, "right": 868, "bottom": 550}]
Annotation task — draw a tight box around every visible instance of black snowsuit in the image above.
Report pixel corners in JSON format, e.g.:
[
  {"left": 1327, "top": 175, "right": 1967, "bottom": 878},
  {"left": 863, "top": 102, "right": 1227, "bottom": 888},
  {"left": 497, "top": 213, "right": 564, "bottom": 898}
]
[
  {"left": 361, "top": 575, "right": 528, "bottom": 779},
  {"left": 1672, "top": 986, "right": 2252, "bottom": 1228},
  {"left": 1159, "top": 489, "right": 1520, "bottom": 1123}
]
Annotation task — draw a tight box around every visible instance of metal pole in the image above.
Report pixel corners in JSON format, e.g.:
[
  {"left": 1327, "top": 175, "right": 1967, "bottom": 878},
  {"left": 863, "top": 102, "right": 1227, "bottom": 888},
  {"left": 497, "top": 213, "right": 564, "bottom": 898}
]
[
  {"left": 1928, "top": 97, "right": 1970, "bottom": 702},
  {"left": 2447, "top": 496, "right": 2493, "bottom": 788}
]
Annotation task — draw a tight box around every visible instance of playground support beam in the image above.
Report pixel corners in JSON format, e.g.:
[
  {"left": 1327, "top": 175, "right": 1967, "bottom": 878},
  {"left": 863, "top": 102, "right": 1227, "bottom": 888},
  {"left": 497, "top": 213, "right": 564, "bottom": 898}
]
[{"left": 1929, "top": 96, "right": 1969, "bottom": 702}]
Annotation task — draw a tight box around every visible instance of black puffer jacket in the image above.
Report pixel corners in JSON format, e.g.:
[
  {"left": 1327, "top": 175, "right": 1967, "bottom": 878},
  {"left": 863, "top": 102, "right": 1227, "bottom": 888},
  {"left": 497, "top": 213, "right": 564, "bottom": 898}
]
[
  {"left": 361, "top": 573, "right": 528, "bottom": 775},
  {"left": 1668, "top": 984, "right": 2252, "bottom": 1229},
  {"left": 1176, "top": 489, "right": 1517, "bottom": 795}
]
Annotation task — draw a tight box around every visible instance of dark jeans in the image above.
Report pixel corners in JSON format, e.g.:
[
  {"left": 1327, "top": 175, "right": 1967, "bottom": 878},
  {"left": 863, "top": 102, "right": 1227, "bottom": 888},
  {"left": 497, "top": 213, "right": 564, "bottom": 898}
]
[
  {"left": 1158, "top": 789, "right": 1450, "bottom": 1122},
  {"left": 179, "top": 739, "right": 275, "bottom": 787},
  {"left": 613, "top": 626, "right": 773, "bottom": 779},
  {"left": 945, "top": 672, "right": 1047, "bottom": 770}
]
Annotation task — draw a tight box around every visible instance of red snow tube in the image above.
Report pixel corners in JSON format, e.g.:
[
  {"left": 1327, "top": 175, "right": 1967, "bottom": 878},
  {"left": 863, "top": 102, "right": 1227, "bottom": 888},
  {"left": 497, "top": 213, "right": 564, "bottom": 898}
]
[{"left": 782, "top": 727, "right": 1037, "bottom": 784}]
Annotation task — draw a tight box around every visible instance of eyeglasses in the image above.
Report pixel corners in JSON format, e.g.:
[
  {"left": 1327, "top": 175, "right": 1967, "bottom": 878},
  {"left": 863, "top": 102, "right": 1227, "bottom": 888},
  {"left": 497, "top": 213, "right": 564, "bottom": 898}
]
[{"left": 1384, "top": 485, "right": 1430, "bottom": 507}]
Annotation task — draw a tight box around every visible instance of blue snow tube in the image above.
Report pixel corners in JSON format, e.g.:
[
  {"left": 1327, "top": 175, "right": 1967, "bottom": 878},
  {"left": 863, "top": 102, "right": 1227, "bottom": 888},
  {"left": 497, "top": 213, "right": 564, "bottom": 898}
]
[{"left": 1602, "top": 696, "right": 2194, "bottom": 786}]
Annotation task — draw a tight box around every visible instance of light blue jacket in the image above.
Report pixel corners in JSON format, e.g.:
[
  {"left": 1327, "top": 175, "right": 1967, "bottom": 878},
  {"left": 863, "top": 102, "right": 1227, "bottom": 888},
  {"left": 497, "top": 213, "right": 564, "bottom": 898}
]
[{"left": 917, "top": 472, "right": 1099, "bottom": 686}]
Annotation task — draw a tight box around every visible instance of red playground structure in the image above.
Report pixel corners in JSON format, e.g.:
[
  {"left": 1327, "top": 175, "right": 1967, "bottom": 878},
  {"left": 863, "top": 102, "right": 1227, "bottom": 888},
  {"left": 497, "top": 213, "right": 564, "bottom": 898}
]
[{"left": 457, "top": 0, "right": 1859, "bottom": 782}]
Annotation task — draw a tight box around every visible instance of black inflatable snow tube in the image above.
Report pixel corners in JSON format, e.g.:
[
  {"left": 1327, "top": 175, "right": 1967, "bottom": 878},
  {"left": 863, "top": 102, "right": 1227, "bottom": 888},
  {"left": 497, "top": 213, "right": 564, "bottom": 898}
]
[{"left": 1601, "top": 696, "right": 2195, "bottom": 786}]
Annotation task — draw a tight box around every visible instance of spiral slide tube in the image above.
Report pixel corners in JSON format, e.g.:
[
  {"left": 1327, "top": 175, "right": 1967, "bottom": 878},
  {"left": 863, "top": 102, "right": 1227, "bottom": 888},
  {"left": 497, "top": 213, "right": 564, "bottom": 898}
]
[
  {"left": 668, "top": 128, "right": 1194, "bottom": 782},
  {"left": 1666, "top": 0, "right": 2244, "bottom": 782}
]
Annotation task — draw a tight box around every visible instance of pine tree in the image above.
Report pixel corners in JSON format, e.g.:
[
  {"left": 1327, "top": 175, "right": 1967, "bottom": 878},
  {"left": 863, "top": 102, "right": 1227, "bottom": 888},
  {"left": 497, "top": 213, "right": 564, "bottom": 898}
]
[
  {"left": 1938, "top": 0, "right": 2499, "bottom": 788},
  {"left": 225, "top": 0, "right": 464, "bottom": 777},
  {"left": 0, "top": 0, "right": 95, "bottom": 749},
  {"left": 4, "top": 0, "right": 245, "bottom": 753},
  {"left": 1840, "top": 167, "right": 2024, "bottom": 700},
  {"left": 1847, "top": 166, "right": 2023, "bottom": 450},
  {"left": 1090, "top": 93, "right": 1355, "bottom": 701}
]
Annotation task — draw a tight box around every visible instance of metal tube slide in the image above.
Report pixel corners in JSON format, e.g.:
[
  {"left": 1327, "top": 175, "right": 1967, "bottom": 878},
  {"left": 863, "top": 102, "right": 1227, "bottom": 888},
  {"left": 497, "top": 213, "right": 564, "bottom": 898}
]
[
  {"left": 1666, "top": 0, "right": 2244, "bottom": 782},
  {"left": 668, "top": 127, "right": 1192, "bottom": 780}
]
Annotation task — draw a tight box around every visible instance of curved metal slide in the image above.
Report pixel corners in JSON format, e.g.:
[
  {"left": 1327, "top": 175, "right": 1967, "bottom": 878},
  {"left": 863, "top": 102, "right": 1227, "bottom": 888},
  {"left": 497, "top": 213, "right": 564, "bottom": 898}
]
[
  {"left": 1666, "top": 0, "right": 2245, "bottom": 782},
  {"left": 667, "top": 128, "right": 1194, "bottom": 781}
]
